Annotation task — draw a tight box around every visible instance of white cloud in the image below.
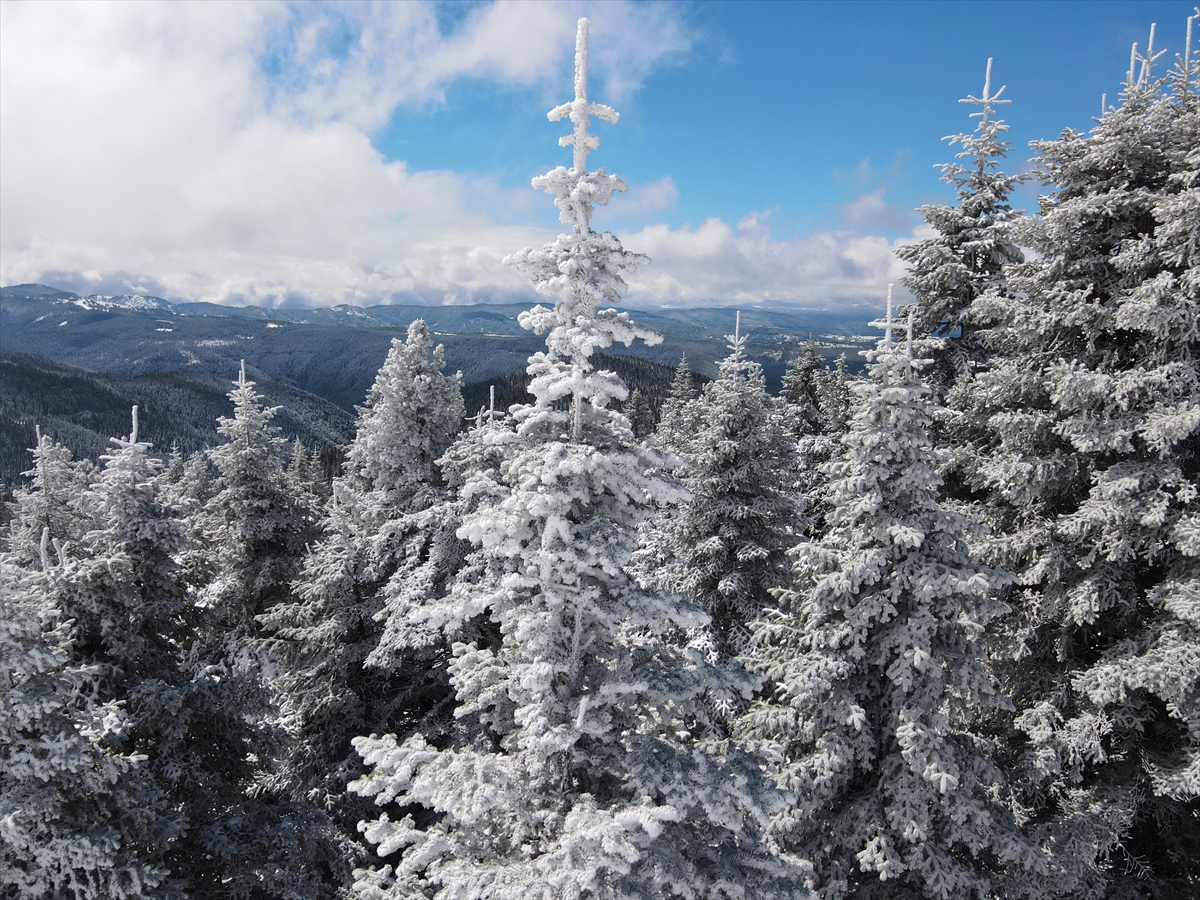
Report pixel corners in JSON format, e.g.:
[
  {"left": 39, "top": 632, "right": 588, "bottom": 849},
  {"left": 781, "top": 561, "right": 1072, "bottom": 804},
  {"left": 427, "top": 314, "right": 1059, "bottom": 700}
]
[
  {"left": 0, "top": 0, "right": 912, "bottom": 310},
  {"left": 591, "top": 176, "right": 679, "bottom": 228},
  {"left": 840, "top": 189, "right": 919, "bottom": 232},
  {"left": 0, "top": 0, "right": 579, "bottom": 305},
  {"left": 621, "top": 213, "right": 911, "bottom": 309}
]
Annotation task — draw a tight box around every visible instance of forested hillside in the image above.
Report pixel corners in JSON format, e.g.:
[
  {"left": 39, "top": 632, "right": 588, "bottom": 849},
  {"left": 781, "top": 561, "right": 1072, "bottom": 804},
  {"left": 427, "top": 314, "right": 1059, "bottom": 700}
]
[
  {"left": 0, "top": 282, "right": 864, "bottom": 485},
  {"left": 0, "top": 351, "right": 355, "bottom": 491},
  {"left": 1, "top": 284, "right": 867, "bottom": 405},
  {"left": 2, "top": 15, "right": 1197, "bottom": 900}
]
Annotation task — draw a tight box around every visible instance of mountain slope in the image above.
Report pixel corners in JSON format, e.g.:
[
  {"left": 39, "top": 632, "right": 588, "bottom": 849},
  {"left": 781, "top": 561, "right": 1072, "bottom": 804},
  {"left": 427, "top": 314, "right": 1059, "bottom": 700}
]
[{"left": 0, "top": 351, "right": 355, "bottom": 487}]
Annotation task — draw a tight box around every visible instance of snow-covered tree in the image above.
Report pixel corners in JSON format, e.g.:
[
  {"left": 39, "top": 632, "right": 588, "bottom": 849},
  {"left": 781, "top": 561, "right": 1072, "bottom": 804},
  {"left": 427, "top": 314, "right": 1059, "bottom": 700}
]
[
  {"left": 200, "top": 362, "right": 317, "bottom": 646},
  {"left": 47, "top": 408, "right": 340, "bottom": 899},
  {"left": 624, "top": 387, "right": 654, "bottom": 439},
  {"left": 896, "top": 58, "right": 1025, "bottom": 386},
  {"left": 0, "top": 562, "right": 167, "bottom": 899},
  {"left": 258, "top": 321, "right": 465, "bottom": 847},
  {"left": 780, "top": 339, "right": 845, "bottom": 538},
  {"left": 4, "top": 428, "right": 97, "bottom": 569},
  {"left": 341, "top": 320, "right": 465, "bottom": 525},
  {"left": 286, "top": 436, "right": 331, "bottom": 505},
  {"left": 55, "top": 408, "right": 190, "bottom": 679},
  {"left": 360, "top": 405, "right": 503, "bottom": 751},
  {"left": 738, "top": 300, "right": 1045, "bottom": 900},
  {"left": 947, "top": 26, "right": 1200, "bottom": 895},
  {"left": 635, "top": 315, "right": 797, "bottom": 661},
  {"left": 781, "top": 339, "right": 828, "bottom": 439},
  {"left": 654, "top": 353, "right": 703, "bottom": 455},
  {"left": 350, "top": 20, "right": 807, "bottom": 898},
  {"left": 160, "top": 449, "right": 215, "bottom": 598},
  {"left": 816, "top": 353, "right": 853, "bottom": 438}
]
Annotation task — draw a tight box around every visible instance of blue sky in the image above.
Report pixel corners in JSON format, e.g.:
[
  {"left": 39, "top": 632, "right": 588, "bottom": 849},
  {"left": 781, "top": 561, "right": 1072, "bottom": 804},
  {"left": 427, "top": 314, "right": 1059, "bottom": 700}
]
[
  {"left": 378, "top": 1, "right": 1195, "bottom": 235},
  {"left": 2, "top": 0, "right": 1196, "bottom": 309}
]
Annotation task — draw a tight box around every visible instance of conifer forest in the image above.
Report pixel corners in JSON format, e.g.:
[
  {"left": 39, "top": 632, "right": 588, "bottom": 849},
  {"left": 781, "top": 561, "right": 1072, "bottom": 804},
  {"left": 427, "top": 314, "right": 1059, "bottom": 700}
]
[{"left": 4, "top": 14, "right": 1200, "bottom": 900}]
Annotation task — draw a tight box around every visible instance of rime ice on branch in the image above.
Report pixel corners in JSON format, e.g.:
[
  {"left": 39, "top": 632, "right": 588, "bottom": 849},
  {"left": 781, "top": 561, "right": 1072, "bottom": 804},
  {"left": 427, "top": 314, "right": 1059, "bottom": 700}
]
[
  {"left": 960, "top": 57, "right": 1010, "bottom": 128},
  {"left": 505, "top": 17, "right": 659, "bottom": 442}
]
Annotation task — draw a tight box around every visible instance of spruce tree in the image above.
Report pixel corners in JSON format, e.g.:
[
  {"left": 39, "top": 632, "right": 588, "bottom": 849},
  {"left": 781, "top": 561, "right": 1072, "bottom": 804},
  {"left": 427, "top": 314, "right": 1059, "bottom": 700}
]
[
  {"left": 349, "top": 21, "right": 806, "bottom": 898},
  {"left": 624, "top": 387, "right": 654, "bottom": 440},
  {"left": 48, "top": 408, "right": 339, "bottom": 899},
  {"left": 780, "top": 340, "right": 845, "bottom": 539},
  {"left": 286, "top": 437, "right": 331, "bottom": 505},
  {"left": 947, "top": 25, "right": 1200, "bottom": 895},
  {"left": 340, "top": 320, "right": 465, "bottom": 525},
  {"left": 816, "top": 353, "right": 853, "bottom": 438},
  {"left": 258, "top": 320, "right": 465, "bottom": 848},
  {"left": 781, "top": 339, "right": 828, "bottom": 438},
  {"left": 654, "top": 354, "right": 703, "bottom": 455},
  {"left": 200, "top": 362, "right": 317, "bottom": 646},
  {"left": 4, "top": 428, "right": 97, "bottom": 569},
  {"left": 635, "top": 315, "right": 797, "bottom": 661},
  {"left": 738, "top": 302, "right": 1045, "bottom": 900},
  {"left": 0, "top": 562, "right": 167, "bottom": 899},
  {"left": 896, "top": 58, "right": 1025, "bottom": 386}
]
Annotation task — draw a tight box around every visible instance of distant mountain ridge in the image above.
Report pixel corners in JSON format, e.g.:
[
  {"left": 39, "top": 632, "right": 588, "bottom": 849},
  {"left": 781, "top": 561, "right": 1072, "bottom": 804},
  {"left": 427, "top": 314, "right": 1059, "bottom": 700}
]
[
  {"left": 1, "top": 282, "right": 879, "bottom": 344},
  {"left": 1, "top": 282, "right": 876, "bottom": 487}
]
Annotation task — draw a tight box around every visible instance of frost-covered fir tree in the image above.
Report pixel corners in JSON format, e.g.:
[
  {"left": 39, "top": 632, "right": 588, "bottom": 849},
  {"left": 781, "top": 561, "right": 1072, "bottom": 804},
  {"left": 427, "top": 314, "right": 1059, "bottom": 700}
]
[
  {"left": 624, "top": 387, "right": 654, "bottom": 440},
  {"left": 55, "top": 408, "right": 191, "bottom": 683},
  {"left": 947, "top": 24, "right": 1200, "bottom": 895},
  {"left": 738, "top": 298, "right": 1046, "bottom": 900},
  {"left": 635, "top": 315, "right": 797, "bottom": 661},
  {"left": 200, "top": 362, "right": 317, "bottom": 645},
  {"left": 816, "top": 353, "right": 853, "bottom": 438},
  {"left": 781, "top": 339, "right": 828, "bottom": 439},
  {"left": 0, "top": 562, "right": 166, "bottom": 899},
  {"left": 896, "top": 58, "right": 1025, "bottom": 385},
  {"left": 360, "top": 399, "right": 502, "bottom": 749},
  {"left": 654, "top": 353, "right": 703, "bottom": 455},
  {"left": 47, "top": 408, "right": 340, "bottom": 899},
  {"left": 286, "top": 436, "right": 331, "bottom": 505},
  {"left": 259, "top": 320, "right": 465, "bottom": 848},
  {"left": 350, "top": 21, "right": 806, "bottom": 899},
  {"left": 341, "top": 320, "right": 465, "bottom": 525},
  {"left": 3, "top": 428, "right": 96, "bottom": 569},
  {"left": 780, "top": 339, "right": 844, "bottom": 537}
]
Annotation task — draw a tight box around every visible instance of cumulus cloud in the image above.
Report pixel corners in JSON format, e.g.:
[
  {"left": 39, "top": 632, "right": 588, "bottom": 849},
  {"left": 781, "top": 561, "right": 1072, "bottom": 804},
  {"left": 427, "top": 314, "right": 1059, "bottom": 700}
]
[
  {"left": 592, "top": 177, "right": 679, "bottom": 228},
  {"left": 621, "top": 213, "right": 910, "bottom": 309},
  {"left": 0, "top": 0, "right": 913, "bottom": 310}
]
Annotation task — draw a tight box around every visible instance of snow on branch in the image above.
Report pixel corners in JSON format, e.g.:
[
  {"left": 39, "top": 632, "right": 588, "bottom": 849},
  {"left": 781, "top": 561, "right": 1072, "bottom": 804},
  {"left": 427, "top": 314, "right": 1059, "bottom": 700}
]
[
  {"left": 548, "top": 18, "right": 619, "bottom": 177},
  {"left": 959, "top": 57, "right": 1010, "bottom": 127}
]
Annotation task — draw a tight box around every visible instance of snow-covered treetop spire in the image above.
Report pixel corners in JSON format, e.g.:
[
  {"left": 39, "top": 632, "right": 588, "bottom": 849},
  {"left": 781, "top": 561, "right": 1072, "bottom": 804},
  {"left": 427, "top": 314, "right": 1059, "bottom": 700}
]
[
  {"left": 718, "top": 310, "right": 753, "bottom": 379},
  {"left": 1135, "top": 23, "right": 1167, "bottom": 87},
  {"left": 959, "top": 57, "right": 1010, "bottom": 127},
  {"left": 1179, "top": 11, "right": 1198, "bottom": 94},
  {"left": 884, "top": 283, "right": 895, "bottom": 347},
  {"left": 869, "top": 284, "right": 928, "bottom": 386},
  {"left": 1127, "top": 23, "right": 1167, "bottom": 91},
  {"left": 934, "top": 58, "right": 1020, "bottom": 194},
  {"left": 505, "top": 17, "right": 659, "bottom": 442},
  {"left": 548, "top": 18, "right": 618, "bottom": 179},
  {"left": 129, "top": 405, "right": 139, "bottom": 444},
  {"left": 523, "top": 18, "right": 632, "bottom": 232},
  {"left": 875, "top": 285, "right": 916, "bottom": 357},
  {"left": 1188, "top": 14, "right": 1195, "bottom": 89}
]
